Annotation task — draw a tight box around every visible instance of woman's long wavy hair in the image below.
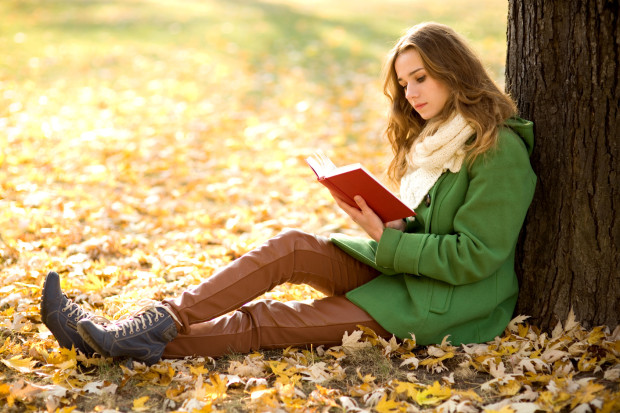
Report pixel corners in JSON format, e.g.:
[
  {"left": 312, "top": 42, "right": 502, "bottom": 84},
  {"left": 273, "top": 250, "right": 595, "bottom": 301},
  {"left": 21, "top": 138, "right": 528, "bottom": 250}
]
[{"left": 383, "top": 22, "right": 517, "bottom": 184}]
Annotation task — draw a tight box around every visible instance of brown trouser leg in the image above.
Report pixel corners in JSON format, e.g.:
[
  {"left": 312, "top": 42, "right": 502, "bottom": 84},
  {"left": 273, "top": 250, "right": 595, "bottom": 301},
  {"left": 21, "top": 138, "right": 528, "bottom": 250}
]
[{"left": 162, "top": 229, "right": 390, "bottom": 358}]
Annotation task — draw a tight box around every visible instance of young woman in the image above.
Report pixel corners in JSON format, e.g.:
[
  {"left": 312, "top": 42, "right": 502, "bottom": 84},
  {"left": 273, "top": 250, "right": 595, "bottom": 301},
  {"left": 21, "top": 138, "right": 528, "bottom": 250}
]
[{"left": 41, "top": 22, "right": 536, "bottom": 366}]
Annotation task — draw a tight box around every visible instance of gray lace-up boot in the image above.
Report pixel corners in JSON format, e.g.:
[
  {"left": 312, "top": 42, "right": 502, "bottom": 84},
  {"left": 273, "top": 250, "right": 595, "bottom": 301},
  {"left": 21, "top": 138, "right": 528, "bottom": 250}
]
[
  {"left": 77, "top": 304, "right": 179, "bottom": 366},
  {"left": 40, "top": 271, "right": 103, "bottom": 356}
]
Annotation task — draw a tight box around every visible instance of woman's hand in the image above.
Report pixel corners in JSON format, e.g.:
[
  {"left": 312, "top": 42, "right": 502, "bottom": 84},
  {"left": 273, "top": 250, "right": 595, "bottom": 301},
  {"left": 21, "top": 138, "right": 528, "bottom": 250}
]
[
  {"left": 385, "top": 218, "right": 407, "bottom": 231},
  {"left": 330, "top": 191, "right": 399, "bottom": 242}
]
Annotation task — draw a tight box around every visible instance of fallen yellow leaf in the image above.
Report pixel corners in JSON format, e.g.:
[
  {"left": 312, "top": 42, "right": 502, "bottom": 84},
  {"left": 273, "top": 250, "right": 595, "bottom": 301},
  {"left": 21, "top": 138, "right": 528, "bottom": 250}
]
[
  {"left": 1, "top": 356, "right": 37, "bottom": 374},
  {"left": 415, "top": 381, "right": 451, "bottom": 406},
  {"left": 132, "top": 396, "right": 149, "bottom": 411}
]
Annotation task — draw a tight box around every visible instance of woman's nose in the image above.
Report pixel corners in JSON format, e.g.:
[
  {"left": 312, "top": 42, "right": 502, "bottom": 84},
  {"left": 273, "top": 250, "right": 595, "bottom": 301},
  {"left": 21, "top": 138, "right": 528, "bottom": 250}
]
[{"left": 406, "top": 84, "right": 418, "bottom": 99}]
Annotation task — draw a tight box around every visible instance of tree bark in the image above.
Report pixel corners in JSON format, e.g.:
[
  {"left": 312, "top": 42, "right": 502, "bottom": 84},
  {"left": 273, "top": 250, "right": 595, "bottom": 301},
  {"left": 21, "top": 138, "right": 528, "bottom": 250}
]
[{"left": 506, "top": 0, "right": 619, "bottom": 331}]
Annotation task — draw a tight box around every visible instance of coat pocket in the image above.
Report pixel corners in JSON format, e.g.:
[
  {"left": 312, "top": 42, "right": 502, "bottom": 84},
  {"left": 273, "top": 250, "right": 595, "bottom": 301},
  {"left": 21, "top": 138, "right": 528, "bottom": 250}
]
[{"left": 429, "top": 280, "right": 454, "bottom": 314}]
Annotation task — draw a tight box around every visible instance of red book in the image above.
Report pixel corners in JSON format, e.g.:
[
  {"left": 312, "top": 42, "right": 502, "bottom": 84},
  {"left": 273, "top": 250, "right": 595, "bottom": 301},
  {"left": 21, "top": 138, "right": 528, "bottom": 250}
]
[{"left": 306, "top": 151, "right": 415, "bottom": 222}]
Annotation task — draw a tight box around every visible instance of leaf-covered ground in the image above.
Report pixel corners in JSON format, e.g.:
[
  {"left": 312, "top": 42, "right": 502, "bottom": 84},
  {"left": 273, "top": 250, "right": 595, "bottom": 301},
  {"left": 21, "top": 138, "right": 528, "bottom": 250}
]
[{"left": 0, "top": 0, "right": 618, "bottom": 411}]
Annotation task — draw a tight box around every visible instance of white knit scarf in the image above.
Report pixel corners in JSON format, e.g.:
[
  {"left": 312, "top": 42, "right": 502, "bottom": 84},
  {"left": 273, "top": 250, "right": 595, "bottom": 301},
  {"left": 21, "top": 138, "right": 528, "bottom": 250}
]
[{"left": 400, "top": 113, "right": 475, "bottom": 209}]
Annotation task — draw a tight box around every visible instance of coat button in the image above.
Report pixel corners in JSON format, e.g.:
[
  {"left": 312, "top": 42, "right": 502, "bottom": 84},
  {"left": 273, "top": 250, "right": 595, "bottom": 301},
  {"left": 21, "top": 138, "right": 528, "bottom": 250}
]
[{"left": 425, "top": 193, "right": 431, "bottom": 207}]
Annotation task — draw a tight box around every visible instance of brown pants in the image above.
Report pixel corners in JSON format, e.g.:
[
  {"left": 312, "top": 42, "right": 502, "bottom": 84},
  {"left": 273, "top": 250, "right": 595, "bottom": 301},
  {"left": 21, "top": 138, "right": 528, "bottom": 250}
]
[{"left": 162, "top": 229, "right": 390, "bottom": 358}]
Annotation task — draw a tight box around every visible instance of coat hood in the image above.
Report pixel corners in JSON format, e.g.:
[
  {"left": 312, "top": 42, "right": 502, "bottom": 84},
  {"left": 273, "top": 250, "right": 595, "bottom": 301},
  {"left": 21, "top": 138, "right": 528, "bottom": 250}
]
[{"left": 504, "top": 117, "right": 534, "bottom": 157}]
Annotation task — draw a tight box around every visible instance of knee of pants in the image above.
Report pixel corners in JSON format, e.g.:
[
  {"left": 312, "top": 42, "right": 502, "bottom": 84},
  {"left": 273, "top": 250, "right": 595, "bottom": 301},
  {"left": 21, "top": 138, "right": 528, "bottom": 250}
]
[
  {"left": 276, "top": 228, "right": 331, "bottom": 251},
  {"left": 272, "top": 228, "right": 312, "bottom": 245}
]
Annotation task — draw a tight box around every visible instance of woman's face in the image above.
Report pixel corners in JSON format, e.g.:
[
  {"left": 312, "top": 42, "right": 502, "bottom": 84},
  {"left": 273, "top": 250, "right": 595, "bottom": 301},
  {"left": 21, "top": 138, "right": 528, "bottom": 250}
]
[{"left": 394, "top": 48, "right": 451, "bottom": 120}]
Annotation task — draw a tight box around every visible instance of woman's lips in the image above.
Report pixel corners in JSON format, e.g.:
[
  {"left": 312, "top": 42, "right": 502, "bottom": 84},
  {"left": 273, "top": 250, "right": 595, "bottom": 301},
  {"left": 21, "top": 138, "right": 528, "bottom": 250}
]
[{"left": 414, "top": 103, "right": 427, "bottom": 110}]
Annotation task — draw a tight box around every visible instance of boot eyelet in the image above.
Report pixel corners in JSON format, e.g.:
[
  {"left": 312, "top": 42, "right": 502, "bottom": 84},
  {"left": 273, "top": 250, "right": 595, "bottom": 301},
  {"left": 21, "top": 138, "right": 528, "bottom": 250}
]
[{"left": 115, "top": 333, "right": 119, "bottom": 338}]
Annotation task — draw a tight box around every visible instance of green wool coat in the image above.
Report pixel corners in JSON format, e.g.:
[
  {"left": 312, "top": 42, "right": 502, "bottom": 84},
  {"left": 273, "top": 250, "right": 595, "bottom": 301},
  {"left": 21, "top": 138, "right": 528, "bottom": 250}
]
[{"left": 331, "top": 117, "right": 537, "bottom": 345}]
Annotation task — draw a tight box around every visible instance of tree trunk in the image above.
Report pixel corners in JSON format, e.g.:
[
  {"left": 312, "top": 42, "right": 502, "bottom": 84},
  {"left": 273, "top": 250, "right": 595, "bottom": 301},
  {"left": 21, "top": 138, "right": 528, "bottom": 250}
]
[{"left": 506, "top": 0, "right": 619, "bottom": 332}]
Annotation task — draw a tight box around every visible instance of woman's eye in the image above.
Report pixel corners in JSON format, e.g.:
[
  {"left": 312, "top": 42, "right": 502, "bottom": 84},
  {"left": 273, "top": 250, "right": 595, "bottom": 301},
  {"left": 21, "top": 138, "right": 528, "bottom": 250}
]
[{"left": 416, "top": 75, "right": 426, "bottom": 83}]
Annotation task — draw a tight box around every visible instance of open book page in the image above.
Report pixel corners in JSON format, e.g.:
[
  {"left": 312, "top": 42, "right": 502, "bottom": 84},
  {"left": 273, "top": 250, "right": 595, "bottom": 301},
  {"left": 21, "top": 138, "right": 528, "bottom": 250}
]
[
  {"left": 306, "top": 150, "right": 337, "bottom": 178},
  {"left": 306, "top": 151, "right": 371, "bottom": 178}
]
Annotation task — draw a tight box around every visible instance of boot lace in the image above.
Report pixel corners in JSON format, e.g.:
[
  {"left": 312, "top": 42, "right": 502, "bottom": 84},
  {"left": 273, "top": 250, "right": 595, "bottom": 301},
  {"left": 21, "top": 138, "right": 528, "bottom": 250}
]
[
  {"left": 108, "top": 304, "right": 167, "bottom": 338},
  {"left": 62, "top": 298, "right": 88, "bottom": 320},
  {"left": 61, "top": 296, "right": 110, "bottom": 325}
]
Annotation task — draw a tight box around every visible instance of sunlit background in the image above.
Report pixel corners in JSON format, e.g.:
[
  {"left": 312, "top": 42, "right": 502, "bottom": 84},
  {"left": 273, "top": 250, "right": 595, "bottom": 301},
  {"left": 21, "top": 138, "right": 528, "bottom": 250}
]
[{"left": 0, "top": 0, "right": 508, "bottom": 311}]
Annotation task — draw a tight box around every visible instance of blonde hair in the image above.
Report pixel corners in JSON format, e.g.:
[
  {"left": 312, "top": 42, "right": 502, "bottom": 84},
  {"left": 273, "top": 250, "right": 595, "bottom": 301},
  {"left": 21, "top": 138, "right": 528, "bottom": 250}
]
[{"left": 383, "top": 22, "right": 517, "bottom": 183}]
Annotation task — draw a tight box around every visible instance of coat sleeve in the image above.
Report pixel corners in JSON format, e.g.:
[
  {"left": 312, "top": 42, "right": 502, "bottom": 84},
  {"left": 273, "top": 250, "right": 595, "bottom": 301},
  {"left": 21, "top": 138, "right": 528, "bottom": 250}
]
[{"left": 374, "top": 130, "right": 536, "bottom": 285}]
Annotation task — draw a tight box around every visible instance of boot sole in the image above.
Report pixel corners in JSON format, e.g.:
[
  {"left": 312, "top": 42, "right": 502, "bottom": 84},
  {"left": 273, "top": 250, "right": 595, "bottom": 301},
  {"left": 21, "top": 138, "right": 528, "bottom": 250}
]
[
  {"left": 77, "top": 323, "right": 110, "bottom": 358},
  {"left": 40, "top": 271, "right": 58, "bottom": 321}
]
